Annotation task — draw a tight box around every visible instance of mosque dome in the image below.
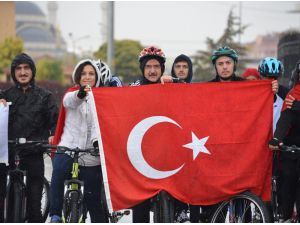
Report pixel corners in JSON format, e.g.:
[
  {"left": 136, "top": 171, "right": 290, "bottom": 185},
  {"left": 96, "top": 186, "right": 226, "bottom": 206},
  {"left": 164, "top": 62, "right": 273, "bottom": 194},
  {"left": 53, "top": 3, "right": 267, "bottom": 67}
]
[
  {"left": 15, "top": 1, "right": 66, "bottom": 59},
  {"left": 15, "top": 1, "right": 45, "bottom": 17}
]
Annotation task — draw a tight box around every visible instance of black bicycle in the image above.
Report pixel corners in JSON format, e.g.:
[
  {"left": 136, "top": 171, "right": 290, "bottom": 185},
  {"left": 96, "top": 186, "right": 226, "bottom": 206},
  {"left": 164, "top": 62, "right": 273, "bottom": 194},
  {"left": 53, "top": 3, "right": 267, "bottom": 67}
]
[
  {"left": 4, "top": 138, "right": 50, "bottom": 223},
  {"left": 210, "top": 191, "right": 271, "bottom": 223}
]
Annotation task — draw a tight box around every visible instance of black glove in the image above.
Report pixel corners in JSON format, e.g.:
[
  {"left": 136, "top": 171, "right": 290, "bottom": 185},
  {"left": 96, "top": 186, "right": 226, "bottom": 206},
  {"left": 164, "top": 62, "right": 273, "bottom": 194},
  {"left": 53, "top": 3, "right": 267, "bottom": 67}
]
[
  {"left": 292, "top": 100, "right": 300, "bottom": 111},
  {"left": 77, "top": 85, "right": 87, "bottom": 99},
  {"left": 92, "top": 141, "right": 99, "bottom": 156},
  {"left": 268, "top": 138, "right": 280, "bottom": 147}
]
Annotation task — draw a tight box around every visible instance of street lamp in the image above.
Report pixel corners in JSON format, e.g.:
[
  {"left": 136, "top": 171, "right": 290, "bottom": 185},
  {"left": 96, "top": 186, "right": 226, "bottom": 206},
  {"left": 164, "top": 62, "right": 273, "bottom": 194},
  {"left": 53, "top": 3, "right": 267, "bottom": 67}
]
[{"left": 68, "top": 33, "right": 90, "bottom": 55}]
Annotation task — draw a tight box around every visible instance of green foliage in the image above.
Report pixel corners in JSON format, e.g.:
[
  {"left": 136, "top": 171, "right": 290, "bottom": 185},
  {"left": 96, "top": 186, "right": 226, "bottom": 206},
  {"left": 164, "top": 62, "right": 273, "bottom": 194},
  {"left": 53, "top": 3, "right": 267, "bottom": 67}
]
[
  {"left": 0, "top": 37, "right": 23, "bottom": 74},
  {"left": 94, "top": 39, "right": 144, "bottom": 84},
  {"left": 36, "top": 59, "right": 63, "bottom": 83},
  {"left": 192, "top": 9, "right": 248, "bottom": 81}
]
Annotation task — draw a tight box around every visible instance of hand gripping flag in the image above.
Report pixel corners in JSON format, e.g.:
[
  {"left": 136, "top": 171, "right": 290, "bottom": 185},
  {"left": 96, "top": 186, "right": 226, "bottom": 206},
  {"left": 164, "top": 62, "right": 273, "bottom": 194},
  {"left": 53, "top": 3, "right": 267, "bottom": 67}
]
[{"left": 92, "top": 80, "right": 273, "bottom": 212}]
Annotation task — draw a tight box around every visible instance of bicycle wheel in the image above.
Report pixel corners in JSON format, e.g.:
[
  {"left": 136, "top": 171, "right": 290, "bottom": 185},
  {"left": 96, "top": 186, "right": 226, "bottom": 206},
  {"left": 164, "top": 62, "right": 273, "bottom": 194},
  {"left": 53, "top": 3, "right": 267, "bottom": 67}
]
[
  {"left": 12, "top": 182, "right": 26, "bottom": 222},
  {"left": 4, "top": 179, "right": 13, "bottom": 222},
  {"left": 63, "top": 191, "right": 82, "bottom": 223},
  {"left": 152, "top": 191, "right": 174, "bottom": 223},
  {"left": 152, "top": 197, "right": 161, "bottom": 223},
  {"left": 161, "top": 191, "right": 174, "bottom": 223},
  {"left": 41, "top": 177, "right": 50, "bottom": 222},
  {"left": 210, "top": 191, "right": 271, "bottom": 223}
]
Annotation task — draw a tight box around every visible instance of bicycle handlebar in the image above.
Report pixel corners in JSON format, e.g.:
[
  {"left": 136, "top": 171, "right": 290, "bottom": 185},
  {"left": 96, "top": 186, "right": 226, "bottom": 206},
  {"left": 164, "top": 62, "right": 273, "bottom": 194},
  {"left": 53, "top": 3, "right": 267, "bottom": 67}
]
[
  {"left": 279, "top": 145, "right": 300, "bottom": 153},
  {"left": 42, "top": 144, "right": 99, "bottom": 155},
  {"left": 8, "top": 138, "right": 48, "bottom": 145},
  {"left": 172, "top": 77, "right": 185, "bottom": 83}
]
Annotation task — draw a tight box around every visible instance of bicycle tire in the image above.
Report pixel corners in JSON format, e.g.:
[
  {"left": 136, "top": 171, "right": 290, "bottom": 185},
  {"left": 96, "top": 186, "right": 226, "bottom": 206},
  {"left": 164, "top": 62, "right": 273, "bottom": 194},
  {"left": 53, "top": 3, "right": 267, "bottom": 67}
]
[
  {"left": 161, "top": 191, "right": 174, "bottom": 223},
  {"left": 63, "top": 191, "right": 81, "bottom": 223},
  {"left": 13, "top": 182, "right": 26, "bottom": 223},
  {"left": 4, "top": 179, "right": 13, "bottom": 222},
  {"left": 153, "top": 196, "right": 161, "bottom": 223},
  {"left": 210, "top": 191, "right": 271, "bottom": 223},
  {"left": 41, "top": 177, "right": 50, "bottom": 222}
]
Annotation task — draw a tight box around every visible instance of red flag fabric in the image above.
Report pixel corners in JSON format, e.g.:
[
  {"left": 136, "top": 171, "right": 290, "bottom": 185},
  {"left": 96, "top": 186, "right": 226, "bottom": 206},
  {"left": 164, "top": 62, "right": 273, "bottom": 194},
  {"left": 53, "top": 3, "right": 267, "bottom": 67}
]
[
  {"left": 93, "top": 80, "right": 273, "bottom": 212},
  {"left": 53, "top": 86, "right": 79, "bottom": 145}
]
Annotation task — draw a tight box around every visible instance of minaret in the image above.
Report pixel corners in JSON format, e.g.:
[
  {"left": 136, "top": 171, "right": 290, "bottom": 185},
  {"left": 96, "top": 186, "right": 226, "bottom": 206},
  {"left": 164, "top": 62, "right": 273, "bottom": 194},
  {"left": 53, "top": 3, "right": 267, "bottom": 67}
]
[
  {"left": 47, "top": 1, "right": 58, "bottom": 27},
  {"left": 100, "top": 2, "right": 108, "bottom": 43}
]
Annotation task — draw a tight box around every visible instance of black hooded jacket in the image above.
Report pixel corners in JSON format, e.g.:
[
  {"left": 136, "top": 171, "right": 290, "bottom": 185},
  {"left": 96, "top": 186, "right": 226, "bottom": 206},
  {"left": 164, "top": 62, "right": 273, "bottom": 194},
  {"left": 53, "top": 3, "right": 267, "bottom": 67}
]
[
  {"left": 210, "top": 74, "right": 244, "bottom": 82},
  {"left": 171, "top": 54, "right": 193, "bottom": 83},
  {"left": 0, "top": 53, "right": 58, "bottom": 145}
]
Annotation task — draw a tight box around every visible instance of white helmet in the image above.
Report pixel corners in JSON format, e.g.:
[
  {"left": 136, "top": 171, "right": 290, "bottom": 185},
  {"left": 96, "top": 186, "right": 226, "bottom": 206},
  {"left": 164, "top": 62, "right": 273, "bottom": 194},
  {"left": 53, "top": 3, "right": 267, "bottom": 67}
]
[{"left": 93, "top": 59, "right": 112, "bottom": 86}]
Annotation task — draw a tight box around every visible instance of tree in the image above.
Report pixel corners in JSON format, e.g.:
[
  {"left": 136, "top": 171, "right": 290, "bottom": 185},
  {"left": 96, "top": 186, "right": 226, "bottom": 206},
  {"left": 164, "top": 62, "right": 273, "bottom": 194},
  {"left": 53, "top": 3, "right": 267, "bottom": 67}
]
[
  {"left": 0, "top": 37, "right": 23, "bottom": 74},
  {"left": 36, "top": 58, "right": 64, "bottom": 83},
  {"left": 192, "top": 9, "right": 248, "bottom": 81},
  {"left": 94, "top": 40, "right": 144, "bottom": 84}
]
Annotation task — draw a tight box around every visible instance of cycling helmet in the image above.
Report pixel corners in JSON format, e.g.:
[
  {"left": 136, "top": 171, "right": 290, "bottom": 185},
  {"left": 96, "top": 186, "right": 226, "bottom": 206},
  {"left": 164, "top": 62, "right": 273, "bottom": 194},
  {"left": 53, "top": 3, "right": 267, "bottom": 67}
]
[
  {"left": 139, "top": 46, "right": 166, "bottom": 63},
  {"left": 211, "top": 46, "right": 238, "bottom": 64},
  {"left": 94, "top": 59, "right": 112, "bottom": 86},
  {"left": 258, "top": 57, "right": 283, "bottom": 78}
]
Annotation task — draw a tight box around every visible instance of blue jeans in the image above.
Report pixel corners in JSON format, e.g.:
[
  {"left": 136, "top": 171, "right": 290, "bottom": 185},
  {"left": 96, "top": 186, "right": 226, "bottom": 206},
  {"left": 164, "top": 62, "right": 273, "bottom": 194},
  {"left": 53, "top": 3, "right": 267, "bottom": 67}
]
[{"left": 49, "top": 153, "right": 107, "bottom": 222}]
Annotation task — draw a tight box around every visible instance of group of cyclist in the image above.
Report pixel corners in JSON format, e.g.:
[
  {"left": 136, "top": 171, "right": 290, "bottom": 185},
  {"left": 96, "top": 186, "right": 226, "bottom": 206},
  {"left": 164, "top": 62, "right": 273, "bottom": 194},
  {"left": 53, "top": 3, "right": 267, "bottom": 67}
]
[{"left": 0, "top": 44, "right": 299, "bottom": 223}]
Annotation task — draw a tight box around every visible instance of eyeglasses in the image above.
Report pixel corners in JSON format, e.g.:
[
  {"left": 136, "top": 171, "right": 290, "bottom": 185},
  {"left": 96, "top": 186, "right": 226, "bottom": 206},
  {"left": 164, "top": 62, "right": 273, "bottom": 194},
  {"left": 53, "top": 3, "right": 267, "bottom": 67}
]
[{"left": 145, "top": 64, "right": 161, "bottom": 70}]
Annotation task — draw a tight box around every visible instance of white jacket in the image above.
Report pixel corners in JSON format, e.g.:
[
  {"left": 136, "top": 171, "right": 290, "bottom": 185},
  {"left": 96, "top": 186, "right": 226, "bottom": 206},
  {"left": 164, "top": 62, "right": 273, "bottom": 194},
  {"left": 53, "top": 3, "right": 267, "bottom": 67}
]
[{"left": 59, "top": 90, "right": 100, "bottom": 167}]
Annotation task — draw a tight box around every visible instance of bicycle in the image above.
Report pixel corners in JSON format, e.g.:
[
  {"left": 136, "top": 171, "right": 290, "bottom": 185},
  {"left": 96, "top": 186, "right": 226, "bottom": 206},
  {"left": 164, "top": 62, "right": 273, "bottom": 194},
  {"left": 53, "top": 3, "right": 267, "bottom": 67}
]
[
  {"left": 270, "top": 144, "right": 300, "bottom": 223},
  {"left": 3, "top": 138, "right": 50, "bottom": 223},
  {"left": 210, "top": 190, "right": 271, "bottom": 222}
]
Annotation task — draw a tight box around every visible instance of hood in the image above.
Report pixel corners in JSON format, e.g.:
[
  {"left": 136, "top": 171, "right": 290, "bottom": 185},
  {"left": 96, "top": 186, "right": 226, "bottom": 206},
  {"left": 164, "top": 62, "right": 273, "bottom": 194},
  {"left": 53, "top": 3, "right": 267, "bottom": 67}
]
[
  {"left": 72, "top": 59, "right": 101, "bottom": 87},
  {"left": 11, "top": 53, "right": 36, "bottom": 85},
  {"left": 171, "top": 54, "right": 193, "bottom": 83}
]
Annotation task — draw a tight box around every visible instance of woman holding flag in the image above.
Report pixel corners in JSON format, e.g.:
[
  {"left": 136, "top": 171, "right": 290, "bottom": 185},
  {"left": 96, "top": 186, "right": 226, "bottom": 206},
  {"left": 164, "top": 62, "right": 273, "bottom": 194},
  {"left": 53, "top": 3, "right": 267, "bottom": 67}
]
[{"left": 49, "top": 59, "right": 122, "bottom": 223}]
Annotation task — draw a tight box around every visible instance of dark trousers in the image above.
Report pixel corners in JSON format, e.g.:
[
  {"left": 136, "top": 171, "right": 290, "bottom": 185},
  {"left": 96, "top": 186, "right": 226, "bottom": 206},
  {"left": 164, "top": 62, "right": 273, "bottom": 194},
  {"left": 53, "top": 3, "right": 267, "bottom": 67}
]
[
  {"left": 0, "top": 163, "right": 7, "bottom": 223},
  {"left": 132, "top": 199, "right": 151, "bottom": 223},
  {"left": 0, "top": 154, "right": 44, "bottom": 223},
  {"left": 280, "top": 156, "right": 300, "bottom": 221},
  {"left": 50, "top": 153, "right": 107, "bottom": 222}
]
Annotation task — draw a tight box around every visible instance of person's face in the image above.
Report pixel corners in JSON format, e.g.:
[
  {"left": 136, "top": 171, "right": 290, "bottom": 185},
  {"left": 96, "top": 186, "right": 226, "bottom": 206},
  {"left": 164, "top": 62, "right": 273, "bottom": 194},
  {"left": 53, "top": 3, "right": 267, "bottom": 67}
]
[
  {"left": 14, "top": 63, "right": 33, "bottom": 85},
  {"left": 245, "top": 75, "right": 259, "bottom": 80},
  {"left": 215, "top": 56, "right": 235, "bottom": 80},
  {"left": 79, "top": 64, "right": 96, "bottom": 87},
  {"left": 144, "top": 59, "right": 162, "bottom": 82},
  {"left": 174, "top": 61, "right": 189, "bottom": 80}
]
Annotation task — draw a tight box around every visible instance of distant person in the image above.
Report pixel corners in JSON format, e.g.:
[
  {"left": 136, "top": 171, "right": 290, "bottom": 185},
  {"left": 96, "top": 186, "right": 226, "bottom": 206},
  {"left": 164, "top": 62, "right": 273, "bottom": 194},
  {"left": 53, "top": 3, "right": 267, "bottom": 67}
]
[
  {"left": 160, "top": 54, "right": 193, "bottom": 223},
  {"left": 258, "top": 57, "right": 288, "bottom": 133},
  {"left": 130, "top": 46, "right": 167, "bottom": 223},
  {"left": 268, "top": 60, "right": 300, "bottom": 222},
  {"left": 160, "top": 54, "right": 193, "bottom": 84},
  {"left": 241, "top": 68, "right": 260, "bottom": 80}
]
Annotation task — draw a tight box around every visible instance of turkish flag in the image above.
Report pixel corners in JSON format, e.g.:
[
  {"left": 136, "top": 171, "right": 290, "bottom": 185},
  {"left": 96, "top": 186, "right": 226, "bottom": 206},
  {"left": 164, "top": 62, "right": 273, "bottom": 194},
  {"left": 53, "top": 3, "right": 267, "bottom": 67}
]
[{"left": 92, "top": 80, "right": 273, "bottom": 212}]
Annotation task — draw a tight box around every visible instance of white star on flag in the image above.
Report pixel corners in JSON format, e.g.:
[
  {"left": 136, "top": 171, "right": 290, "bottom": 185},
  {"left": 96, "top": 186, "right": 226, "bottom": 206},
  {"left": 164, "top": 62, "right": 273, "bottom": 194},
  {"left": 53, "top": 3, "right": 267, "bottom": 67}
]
[{"left": 183, "top": 132, "right": 210, "bottom": 160}]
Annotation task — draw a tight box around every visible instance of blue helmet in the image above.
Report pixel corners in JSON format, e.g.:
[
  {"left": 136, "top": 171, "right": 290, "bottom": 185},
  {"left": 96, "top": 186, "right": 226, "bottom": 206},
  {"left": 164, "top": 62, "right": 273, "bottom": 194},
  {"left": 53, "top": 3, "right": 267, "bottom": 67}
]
[{"left": 258, "top": 57, "right": 283, "bottom": 78}]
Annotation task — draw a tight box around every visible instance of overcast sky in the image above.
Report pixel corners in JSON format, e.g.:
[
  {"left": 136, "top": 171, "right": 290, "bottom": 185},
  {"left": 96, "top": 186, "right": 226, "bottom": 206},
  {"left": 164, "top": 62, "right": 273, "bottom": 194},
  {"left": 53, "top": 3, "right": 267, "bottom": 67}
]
[{"left": 36, "top": 1, "right": 300, "bottom": 58}]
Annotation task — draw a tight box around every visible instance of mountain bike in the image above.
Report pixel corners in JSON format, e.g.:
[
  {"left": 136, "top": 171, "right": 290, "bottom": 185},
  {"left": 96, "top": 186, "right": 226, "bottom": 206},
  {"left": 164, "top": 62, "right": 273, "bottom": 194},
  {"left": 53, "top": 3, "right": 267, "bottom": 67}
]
[
  {"left": 210, "top": 191, "right": 271, "bottom": 223},
  {"left": 3, "top": 138, "right": 50, "bottom": 222},
  {"left": 271, "top": 144, "right": 300, "bottom": 223}
]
